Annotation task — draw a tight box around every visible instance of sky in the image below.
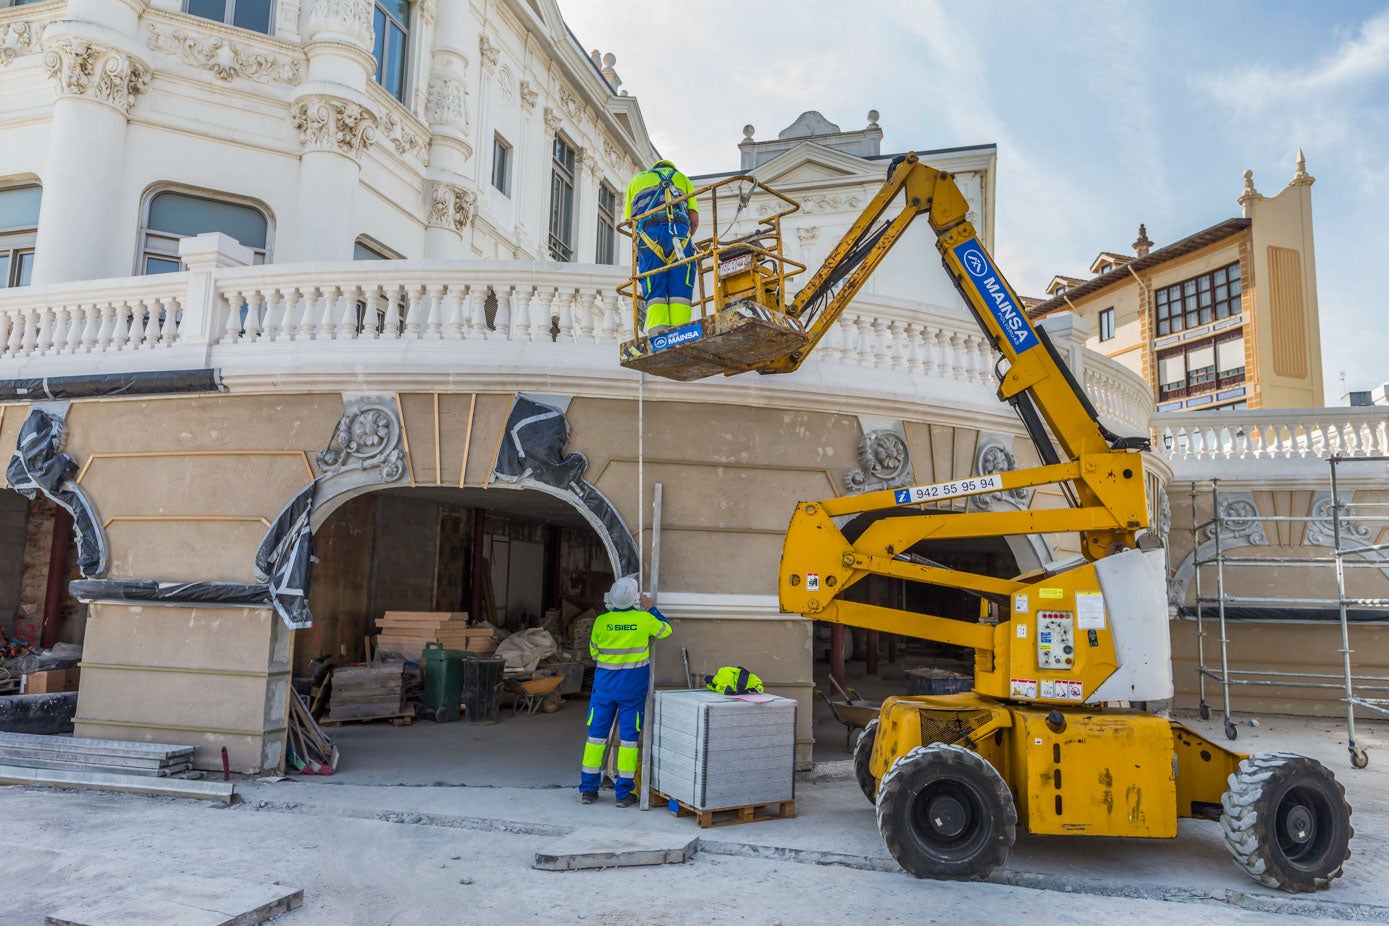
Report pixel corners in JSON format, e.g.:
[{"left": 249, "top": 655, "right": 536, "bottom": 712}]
[{"left": 560, "top": 0, "right": 1389, "bottom": 402}]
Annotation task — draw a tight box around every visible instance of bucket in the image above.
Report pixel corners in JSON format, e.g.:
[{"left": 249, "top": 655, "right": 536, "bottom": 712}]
[{"left": 462, "top": 656, "right": 506, "bottom": 724}]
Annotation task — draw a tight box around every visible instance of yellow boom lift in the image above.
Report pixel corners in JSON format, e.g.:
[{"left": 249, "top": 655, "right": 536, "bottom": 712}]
[{"left": 617, "top": 154, "right": 1352, "bottom": 891}]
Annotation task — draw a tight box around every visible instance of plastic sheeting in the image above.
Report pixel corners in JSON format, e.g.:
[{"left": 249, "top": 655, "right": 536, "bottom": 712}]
[
  {"left": 5, "top": 409, "right": 107, "bottom": 576},
  {"left": 254, "top": 481, "right": 317, "bottom": 630},
  {"left": 492, "top": 395, "right": 640, "bottom": 577},
  {"left": 69, "top": 579, "right": 272, "bottom": 607},
  {"left": 0, "top": 369, "right": 224, "bottom": 402}
]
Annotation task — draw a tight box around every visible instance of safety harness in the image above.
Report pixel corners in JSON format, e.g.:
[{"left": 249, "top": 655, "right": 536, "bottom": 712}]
[{"left": 631, "top": 165, "right": 688, "bottom": 265}]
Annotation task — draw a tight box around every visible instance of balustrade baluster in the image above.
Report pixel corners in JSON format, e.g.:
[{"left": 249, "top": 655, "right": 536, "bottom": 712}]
[
  {"left": 111, "top": 300, "right": 133, "bottom": 350},
  {"left": 554, "top": 288, "right": 575, "bottom": 341},
  {"left": 141, "top": 296, "right": 161, "bottom": 348},
  {"left": 340, "top": 284, "right": 363, "bottom": 339},
  {"left": 902, "top": 322, "right": 921, "bottom": 374},
  {"left": 424, "top": 284, "right": 445, "bottom": 339},
  {"left": 296, "top": 286, "right": 319, "bottom": 341},
  {"left": 78, "top": 304, "right": 99, "bottom": 352},
  {"left": 32, "top": 305, "right": 55, "bottom": 355},
  {"left": 576, "top": 289, "right": 596, "bottom": 343},
  {"left": 532, "top": 288, "right": 554, "bottom": 342},
  {"left": 18, "top": 308, "right": 38, "bottom": 356},
  {"left": 512, "top": 285, "right": 533, "bottom": 341},
  {"left": 470, "top": 287, "right": 489, "bottom": 338},
  {"left": 257, "top": 288, "right": 281, "bottom": 342},
  {"left": 218, "top": 289, "right": 239, "bottom": 343},
  {"left": 158, "top": 295, "right": 178, "bottom": 345},
  {"left": 380, "top": 284, "right": 401, "bottom": 339},
  {"left": 403, "top": 285, "right": 424, "bottom": 338},
  {"left": 312, "top": 286, "right": 336, "bottom": 340},
  {"left": 598, "top": 291, "right": 617, "bottom": 344},
  {"left": 0, "top": 311, "right": 11, "bottom": 357},
  {"left": 280, "top": 288, "right": 303, "bottom": 342},
  {"left": 45, "top": 304, "right": 67, "bottom": 355},
  {"left": 870, "top": 317, "right": 889, "bottom": 368},
  {"left": 444, "top": 284, "right": 466, "bottom": 339},
  {"left": 241, "top": 290, "right": 264, "bottom": 343}
]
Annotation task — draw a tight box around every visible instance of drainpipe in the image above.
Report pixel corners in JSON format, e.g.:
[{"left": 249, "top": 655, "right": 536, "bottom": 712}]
[
  {"left": 1126, "top": 263, "right": 1154, "bottom": 396},
  {"left": 40, "top": 508, "right": 72, "bottom": 650}
]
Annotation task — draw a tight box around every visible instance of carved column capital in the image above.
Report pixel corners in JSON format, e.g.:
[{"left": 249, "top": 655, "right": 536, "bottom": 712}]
[
  {"left": 518, "top": 78, "right": 538, "bottom": 113},
  {"left": 43, "top": 37, "right": 151, "bottom": 115},
  {"left": 478, "top": 33, "right": 500, "bottom": 73},
  {"left": 291, "top": 94, "right": 376, "bottom": 157},
  {"left": 425, "top": 72, "right": 469, "bottom": 132},
  {"left": 426, "top": 181, "right": 476, "bottom": 234},
  {"left": 543, "top": 106, "right": 561, "bottom": 133},
  {"left": 306, "top": 0, "right": 373, "bottom": 48}
]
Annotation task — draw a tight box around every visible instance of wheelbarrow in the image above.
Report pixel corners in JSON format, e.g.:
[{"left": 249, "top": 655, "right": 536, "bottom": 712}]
[
  {"left": 816, "top": 675, "right": 881, "bottom": 751},
  {"left": 503, "top": 673, "right": 564, "bottom": 717}
]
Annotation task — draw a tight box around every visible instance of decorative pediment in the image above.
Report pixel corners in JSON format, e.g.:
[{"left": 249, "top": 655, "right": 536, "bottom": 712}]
[{"left": 750, "top": 143, "right": 879, "bottom": 187}]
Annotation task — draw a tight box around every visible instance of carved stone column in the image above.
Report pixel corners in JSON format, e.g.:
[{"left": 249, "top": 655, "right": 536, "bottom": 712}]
[
  {"left": 290, "top": 0, "right": 376, "bottom": 261},
  {"left": 31, "top": 6, "right": 151, "bottom": 284}
]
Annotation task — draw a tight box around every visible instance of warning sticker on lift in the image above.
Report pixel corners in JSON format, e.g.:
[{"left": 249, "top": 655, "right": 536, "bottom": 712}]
[
  {"left": 893, "top": 474, "right": 1002, "bottom": 506},
  {"left": 650, "top": 321, "right": 703, "bottom": 353},
  {"left": 1009, "top": 678, "right": 1038, "bottom": 699},
  {"left": 806, "top": 573, "right": 820, "bottom": 591},
  {"left": 1041, "top": 679, "right": 1084, "bottom": 702}
]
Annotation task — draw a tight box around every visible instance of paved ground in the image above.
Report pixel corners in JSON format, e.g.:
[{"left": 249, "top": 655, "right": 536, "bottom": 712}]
[{"left": 1, "top": 712, "right": 1383, "bottom": 925}]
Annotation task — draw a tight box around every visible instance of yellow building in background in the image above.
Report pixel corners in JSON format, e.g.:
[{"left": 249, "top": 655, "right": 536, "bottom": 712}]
[{"left": 1028, "top": 154, "right": 1323, "bottom": 413}]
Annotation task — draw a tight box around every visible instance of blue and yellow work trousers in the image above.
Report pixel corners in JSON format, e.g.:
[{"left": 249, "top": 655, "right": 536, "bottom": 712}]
[
  {"left": 579, "top": 691, "right": 644, "bottom": 800},
  {"left": 637, "top": 221, "right": 693, "bottom": 331}
]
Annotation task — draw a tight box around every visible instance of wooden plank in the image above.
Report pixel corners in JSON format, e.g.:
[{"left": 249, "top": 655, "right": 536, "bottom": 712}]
[
  {"left": 321, "top": 711, "right": 413, "bottom": 727},
  {"left": 652, "top": 790, "right": 796, "bottom": 829},
  {"left": 0, "top": 764, "right": 234, "bottom": 803}
]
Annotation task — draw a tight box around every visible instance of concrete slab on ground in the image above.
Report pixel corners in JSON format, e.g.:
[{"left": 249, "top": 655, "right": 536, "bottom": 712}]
[
  {"left": 533, "top": 826, "right": 698, "bottom": 870},
  {"left": 0, "top": 765, "right": 234, "bottom": 803},
  {"left": 45, "top": 875, "right": 302, "bottom": 926}
]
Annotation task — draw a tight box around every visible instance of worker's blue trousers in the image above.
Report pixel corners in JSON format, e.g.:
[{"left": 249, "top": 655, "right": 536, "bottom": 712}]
[
  {"left": 637, "top": 221, "right": 693, "bottom": 330},
  {"left": 580, "top": 674, "right": 646, "bottom": 799}
]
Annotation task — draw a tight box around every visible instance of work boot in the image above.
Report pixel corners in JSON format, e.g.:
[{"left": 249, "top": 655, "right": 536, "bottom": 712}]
[
  {"left": 580, "top": 792, "right": 597, "bottom": 805},
  {"left": 615, "top": 794, "right": 638, "bottom": 808}
]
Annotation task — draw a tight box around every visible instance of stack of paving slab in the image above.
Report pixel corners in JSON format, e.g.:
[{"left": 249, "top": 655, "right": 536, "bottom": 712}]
[
  {"left": 650, "top": 690, "right": 796, "bottom": 810},
  {"left": 326, "top": 663, "right": 405, "bottom": 721},
  {"left": 375, "top": 611, "right": 501, "bottom": 658},
  {"left": 0, "top": 732, "right": 194, "bottom": 778}
]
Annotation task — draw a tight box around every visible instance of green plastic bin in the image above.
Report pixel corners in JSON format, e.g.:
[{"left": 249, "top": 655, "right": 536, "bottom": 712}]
[{"left": 422, "top": 642, "right": 467, "bottom": 723}]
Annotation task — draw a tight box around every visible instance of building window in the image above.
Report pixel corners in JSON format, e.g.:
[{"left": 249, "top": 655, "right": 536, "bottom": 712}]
[
  {"left": 140, "top": 190, "right": 270, "bottom": 274},
  {"left": 184, "top": 0, "right": 275, "bottom": 34},
  {"left": 1155, "top": 260, "right": 1241, "bottom": 336},
  {"left": 548, "top": 135, "right": 576, "bottom": 262},
  {"left": 372, "top": 1, "right": 410, "bottom": 103},
  {"left": 596, "top": 182, "right": 617, "bottom": 265},
  {"left": 1098, "top": 307, "right": 1115, "bottom": 341},
  {"left": 0, "top": 184, "right": 40, "bottom": 288},
  {"left": 491, "top": 135, "right": 512, "bottom": 196},
  {"left": 1156, "top": 333, "right": 1245, "bottom": 400},
  {"left": 354, "top": 238, "right": 399, "bottom": 260}
]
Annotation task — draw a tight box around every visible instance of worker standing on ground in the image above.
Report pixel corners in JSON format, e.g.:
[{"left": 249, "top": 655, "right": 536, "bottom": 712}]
[
  {"left": 579, "top": 576, "right": 672, "bottom": 807},
  {"left": 625, "top": 159, "right": 700, "bottom": 335}
]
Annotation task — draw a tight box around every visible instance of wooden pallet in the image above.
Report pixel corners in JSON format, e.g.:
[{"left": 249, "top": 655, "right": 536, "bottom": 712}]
[
  {"left": 321, "top": 711, "right": 414, "bottom": 728},
  {"left": 652, "top": 790, "right": 795, "bottom": 828}
]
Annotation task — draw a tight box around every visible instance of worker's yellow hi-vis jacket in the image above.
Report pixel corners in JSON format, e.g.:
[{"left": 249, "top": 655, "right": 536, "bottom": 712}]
[{"left": 590, "top": 606, "right": 672, "bottom": 686}]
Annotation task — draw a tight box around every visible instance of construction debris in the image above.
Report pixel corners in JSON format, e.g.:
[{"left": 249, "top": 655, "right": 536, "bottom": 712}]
[
  {"left": 533, "top": 828, "right": 698, "bottom": 870},
  {"left": 0, "top": 764, "right": 233, "bottom": 803},
  {"left": 375, "top": 611, "right": 502, "bottom": 658},
  {"left": 0, "top": 731, "right": 194, "bottom": 778},
  {"left": 45, "top": 875, "right": 301, "bottom": 925},
  {"left": 286, "top": 692, "right": 337, "bottom": 775}
]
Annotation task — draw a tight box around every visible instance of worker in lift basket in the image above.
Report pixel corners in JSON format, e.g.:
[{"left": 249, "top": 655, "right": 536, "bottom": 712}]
[
  {"left": 625, "top": 159, "right": 699, "bottom": 336},
  {"left": 579, "top": 576, "right": 672, "bottom": 807}
]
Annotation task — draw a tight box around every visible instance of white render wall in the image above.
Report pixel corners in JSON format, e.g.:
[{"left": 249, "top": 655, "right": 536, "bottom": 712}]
[{"left": 0, "top": 0, "right": 656, "bottom": 284}]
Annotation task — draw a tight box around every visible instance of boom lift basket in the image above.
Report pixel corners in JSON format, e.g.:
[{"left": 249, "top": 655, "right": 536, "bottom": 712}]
[{"left": 617, "top": 176, "right": 810, "bottom": 381}]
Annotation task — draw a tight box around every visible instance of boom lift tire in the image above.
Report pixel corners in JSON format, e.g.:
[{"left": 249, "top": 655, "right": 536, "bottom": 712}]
[
  {"left": 854, "top": 718, "right": 879, "bottom": 804},
  {"left": 1221, "top": 753, "right": 1353, "bottom": 893},
  {"left": 876, "top": 743, "right": 1016, "bottom": 881}
]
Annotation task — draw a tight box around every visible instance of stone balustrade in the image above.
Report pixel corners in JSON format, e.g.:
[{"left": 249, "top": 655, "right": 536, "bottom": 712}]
[{"left": 0, "top": 242, "right": 1152, "bottom": 437}]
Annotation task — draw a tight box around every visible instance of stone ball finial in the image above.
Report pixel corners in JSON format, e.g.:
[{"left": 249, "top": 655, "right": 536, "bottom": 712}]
[
  {"left": 742, "top": 124, "right": 755, "bottom": 139},
  {"left": 867, "top": 109, "right": 880, "bottom": 125},
  {"left": 603, "top": 52, "right": 616, "bottom": 67}
]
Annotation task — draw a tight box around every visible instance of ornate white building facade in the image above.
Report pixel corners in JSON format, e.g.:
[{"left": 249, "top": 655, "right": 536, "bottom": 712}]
[{"left": 0, "top": 0, "right": 1157, "bottom": 771}]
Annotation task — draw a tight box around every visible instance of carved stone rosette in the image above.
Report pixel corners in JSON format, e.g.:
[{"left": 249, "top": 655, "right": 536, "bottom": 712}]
[
  {"left": 843, "top": 430, "right": 911, "bottom": 494},
  {"left": 44, "top": 37, "right": 151, "bottom": 115},
  {"left": 318, "top": 403, "right": 405, "bottom": 481},
  {"left": 291, "top": 94, "right": 375, "bottom": 157},
  {"left": 0, "top": 19, "right": 44, "bottom": 67},
  {"left": 425, "top": 181, "right": 475, "bottom": 233},
  {"left": 306, "top": 0, "right": 373, "bottom": 47},
  {"left": 147, "top": 25, "right": 301, "bottom": 85}
]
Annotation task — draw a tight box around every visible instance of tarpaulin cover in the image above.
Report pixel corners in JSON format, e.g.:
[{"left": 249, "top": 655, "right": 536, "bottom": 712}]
[
  {"left": 69, "top": 579, "right": 272, "bottom": 606},
  {"left": 0, "top": 369, "right": 224, "bottom": 402},
  {"left": 5, "top": 410, "right": 107, "bottom": 576},
  {"left": 492, "top": 395, "right": 640, "bottom": 576},
  {"left": 254, "top": 480, "right": 317, "bottom": 630}
]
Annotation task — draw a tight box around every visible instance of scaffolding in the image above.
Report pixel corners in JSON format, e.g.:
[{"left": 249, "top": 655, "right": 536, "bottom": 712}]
[{"left": 1188, "top": 454, "right": 1389, "bottom": 769}]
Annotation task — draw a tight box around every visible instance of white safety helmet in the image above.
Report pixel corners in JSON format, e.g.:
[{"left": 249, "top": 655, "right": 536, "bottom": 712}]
[{"left": 605, "top": 576, "right": 641, "bottom": 611}]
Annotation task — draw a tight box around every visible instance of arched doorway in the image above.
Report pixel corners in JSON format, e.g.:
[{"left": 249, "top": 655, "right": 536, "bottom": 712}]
[{"left": 292, "top": 484, "right": 617, "bottom": 787}]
